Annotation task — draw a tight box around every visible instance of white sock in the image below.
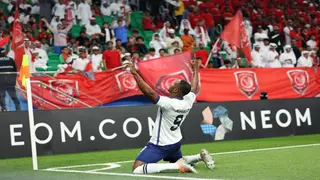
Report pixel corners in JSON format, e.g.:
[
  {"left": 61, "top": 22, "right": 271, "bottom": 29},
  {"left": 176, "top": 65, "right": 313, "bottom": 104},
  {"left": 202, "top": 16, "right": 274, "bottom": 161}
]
[
  {"left": 183, "top": 154, "right": 201, "bottom": 164},
  {"left": 133, "top": 163, "right": 179, "bottom": 174}
]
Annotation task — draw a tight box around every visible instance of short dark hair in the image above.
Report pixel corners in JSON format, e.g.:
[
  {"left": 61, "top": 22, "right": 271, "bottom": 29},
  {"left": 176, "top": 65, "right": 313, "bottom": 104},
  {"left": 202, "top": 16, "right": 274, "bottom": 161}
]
[
  {"left": 116, "top": 39, "right": 122, "bottom": 42},
  {"left": 159, "top": 48, "right": 165, "bottom": 53},
  {"left": 136, "top": 36, "right": 144, "bottom": 41},
  {"left": 224, "top": 60, "right": 231, "bottom": 64},
  {"left": 149, "top": 48, "right": 155, "bottom": 52},
  {"left": 179, "top": 80, "right": 191, "bottom": 96},
  {"left": 106, "top": 41, "right": 113, "bottom": 45}
]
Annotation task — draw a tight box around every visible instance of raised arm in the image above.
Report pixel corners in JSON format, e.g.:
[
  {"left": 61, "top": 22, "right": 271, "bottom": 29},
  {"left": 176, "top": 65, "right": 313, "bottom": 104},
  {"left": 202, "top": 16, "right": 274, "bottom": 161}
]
[
  {"left": 190, "top": 59, "right": 200, "bottom": 93},
  {"left": 42, "top": 18, "right": 56, "bottom": 33},
  {"left": 126, "top": 62, "right": 159, "bottom": 103}
]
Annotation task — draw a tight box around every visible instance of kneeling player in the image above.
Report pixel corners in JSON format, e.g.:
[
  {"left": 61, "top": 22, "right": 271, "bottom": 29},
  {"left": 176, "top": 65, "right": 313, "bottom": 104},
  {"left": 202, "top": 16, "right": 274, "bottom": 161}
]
[{"left": 125, "top": 60, "right": 215, "bottom": 174}]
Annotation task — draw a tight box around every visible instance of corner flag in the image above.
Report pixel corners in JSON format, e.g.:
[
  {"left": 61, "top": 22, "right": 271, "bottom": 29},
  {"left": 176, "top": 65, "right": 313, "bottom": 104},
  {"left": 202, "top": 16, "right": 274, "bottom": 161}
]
[{"left": 18, "top": 55, "right": 30, "bottom": 87}]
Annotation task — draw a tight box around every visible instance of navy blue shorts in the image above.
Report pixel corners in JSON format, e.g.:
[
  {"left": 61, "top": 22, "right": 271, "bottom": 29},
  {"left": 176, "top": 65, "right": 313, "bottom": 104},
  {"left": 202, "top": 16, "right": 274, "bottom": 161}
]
[{"left": 136, "top": 141, "right": 183, "bottom": 163}]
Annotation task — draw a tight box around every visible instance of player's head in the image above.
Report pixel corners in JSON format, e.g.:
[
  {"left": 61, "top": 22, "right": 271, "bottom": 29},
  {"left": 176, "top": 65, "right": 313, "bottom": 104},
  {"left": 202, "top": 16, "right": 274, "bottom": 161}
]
[{"left": 168, "top": 80, "right": 191, "bottom": 97}]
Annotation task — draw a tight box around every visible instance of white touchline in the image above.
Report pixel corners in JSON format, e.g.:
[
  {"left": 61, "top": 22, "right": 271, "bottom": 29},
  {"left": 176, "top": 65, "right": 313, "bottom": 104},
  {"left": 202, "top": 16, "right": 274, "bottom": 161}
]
[
  {"left": 43, "top": 169, "right": 220, "bottom": 180},
  {"left": 42, "top": 143, "right": 320, "bottom": 179}
]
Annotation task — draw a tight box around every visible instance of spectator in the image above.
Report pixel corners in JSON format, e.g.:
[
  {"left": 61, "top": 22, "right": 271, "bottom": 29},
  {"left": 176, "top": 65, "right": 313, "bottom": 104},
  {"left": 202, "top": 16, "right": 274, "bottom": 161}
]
[
  {"left": 68, "top": 36, "right": 77, "bottom": 53},
  {"left": 43, "top": 18, "right": 72, "bottom": 54},
  {"left": 149, "top": 33, "right": 167, "bottom": 56},
  {"left": 290, "top": 26, "right": 303, "bottom": 48},
  {"left": 121, "top": 52, "right": 131, "bottom": 66},
  {"left": 19, "top": 0, "right": 32, "bottom": 12},
  {"left": 254, "top": 26, "right": 267, "bottom": 43},
  {"left": 100, "top": 22, "right": 115, "bottom": 47},
  {"left": 0, "top": 48, "right": 20, "bottom": 112},
  {"left": 251, "top": 43, "right": 264, "bottom": 68},
  {"left": 264, "top": 43, "right": 282, "bottom": 68},
  {"left": 179, "top": 19, "right": 195, "bottom": 36},
  {"left": 174, "top": 0, "right": 184, "bottom": 26},
  {"left": 0, "top": 14, "right": 6, "bottom": 30},
  {"left": 165, "top": 29, "right": 183, "bottom": 55},
  {"left": 259, "top": 35, "right": 270, "bottom": 56},
  {"left": 135, "top": 37, "right": 148, "bottom": 55},
  {"left": 89, "top": 46, "right": 103, "bottom": 72},
  {"left": 131, "top": 29, "right": 140, "bottom": 39},
  {"left": 223, "top": 7, "right": 233, "bottom": 26},
  {"left": 118, "top": 0, "right": 132, "bottom": 18},
  {"left": 59, "top": 46, "right": 70, "bottom": 64},
  {"left": 33, "top": 41, "right": 49, "bottom": 70},
  {"left": 102, "top": 41, "right": 121, "bottom": 69},
  {"left": 37, "top": 26, "right": 51, "bottom": 42},
  {"left": 279, "top": 45, "right": 296, "bottom": 68},
  {"left": 268, "top": 25, "right": 282, "bottom": 52},
  {"left": 66, "top": 0, "right": 77, "bottom": 24},
  {"left": 77, "top": 0, "right": 92, "bottom": 25},
  {"left": 174, "top": 48, "right": 181, "bottom": 54},
  {"left": 52, "top": 0, "right": 66, "bottom": 19},
  {"left": 309, "top": 51, "right": 318, "bottom": 66},
  {"left": 40, "top": 38, "right": 50, "bottom": 54},
  {"left": 131, "top": 51, "right": 142, "bottom": 63},
  {"left": 291, "top": 39, "right": 301, "bottom": 60},
  {"left": 154, "top": 14, "right": 164, "bottom": 30},
  {"left": 100, "top": 1, "right": 111, "bottom": 16},
  {"left": 194, "top": 19, "right": 211, "bottom": 47},
  {"left": 76, "top": 31, "right": 90, "bottom": 47},
  {"left": 219, "top": 59, "right": 232, "bottom": 69},
  {"left": 159, "top": 21, "right": 172, "bottom": 41},
  {"left": 143, "top": 48, "right": 160, "bottom": 60},
  {"left": 50, "top": 16, "right": 60, "bottom": 29},
  {"left": 181, "top": 29, "right": 196, "bottom": 52},
  {"left": 159, "top": 48, "right": 167, "bottom": 57},
  {"left": 194, "top": 42, "right": 209, "bottom": 68},
  {"left": 188, "top": 6, "right": 201, "bottom": 28},
  {"left": 201, "top": 8, "right": 214, "bottom": 38},
  {"left": 142, "top": 11, "right": 154, "bottom": 31},
  {"left": 297, "top": 51, "right": 312, "bottom": 67},
  {"left": 86, "top": 17, "right": 102, "bottom": 37},
  {"left": 20, "top": 7, "right": 32, "bottom": 24},
  {"left": 72, "top": 48, "right": 91, "bottom": 72},
  {"left": 306, "top": 35, "right": 318, "bottom": 51},
  {"left": 114, "top": 13, "right": 131, "bottom": 50},
  {"left": 127, "top": 37, "right": 136, "bottom": 54},
  {"left": 182, "top": 5, "right": 191, "bottom": 20},
  {"left": 115, "top": 39, "right": 126, "bottom": 54}
]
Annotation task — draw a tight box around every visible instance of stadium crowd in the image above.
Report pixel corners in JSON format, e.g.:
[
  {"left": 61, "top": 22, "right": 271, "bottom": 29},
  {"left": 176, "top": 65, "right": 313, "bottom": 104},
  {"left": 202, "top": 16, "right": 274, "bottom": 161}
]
[{"left": 0, "top": 0, "right": 320, "bottom": 75}]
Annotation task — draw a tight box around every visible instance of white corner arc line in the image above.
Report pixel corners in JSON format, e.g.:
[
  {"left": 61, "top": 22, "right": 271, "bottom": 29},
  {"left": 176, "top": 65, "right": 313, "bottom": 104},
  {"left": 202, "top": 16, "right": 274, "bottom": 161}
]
[{"left": 43, "top": 169, "right": 220, "bottom": 180}]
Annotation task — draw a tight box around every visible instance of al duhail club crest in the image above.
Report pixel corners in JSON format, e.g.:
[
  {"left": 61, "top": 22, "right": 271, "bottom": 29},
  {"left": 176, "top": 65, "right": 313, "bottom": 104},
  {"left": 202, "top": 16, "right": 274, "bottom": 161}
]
[
  {"left": 234, "top": 71, "right": 259, "bottom": 98},
  {"left": 287, "top": 70, "right": 309, "bottom": 94}
]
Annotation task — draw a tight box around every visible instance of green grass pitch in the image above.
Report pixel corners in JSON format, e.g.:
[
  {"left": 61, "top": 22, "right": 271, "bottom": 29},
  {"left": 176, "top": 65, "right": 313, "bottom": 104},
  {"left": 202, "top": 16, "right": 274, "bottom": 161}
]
[{"left": 1, "top": 134, "right": 320, "bottom": 180}]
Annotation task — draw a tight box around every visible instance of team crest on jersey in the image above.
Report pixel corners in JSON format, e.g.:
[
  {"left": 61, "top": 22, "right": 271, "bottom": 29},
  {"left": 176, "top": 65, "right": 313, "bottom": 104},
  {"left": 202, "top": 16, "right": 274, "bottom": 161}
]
[
  {"left": 234, "top": 71, "right": 259, "bottom": 99},
  {"left": 49, "top": 80, "right": 79, "bottom": 105},
  {"left": 115, "top": 71, "right": 138, "bottom": 92},
  {"left": 155, "top": 70, "right": 190, "bottom": 96},
  {"left": 287, "top": 70, "right": 309, "bottom": 95}
]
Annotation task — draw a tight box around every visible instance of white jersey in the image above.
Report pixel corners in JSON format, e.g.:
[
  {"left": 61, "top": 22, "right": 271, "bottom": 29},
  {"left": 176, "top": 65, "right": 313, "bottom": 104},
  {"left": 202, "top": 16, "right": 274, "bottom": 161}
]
[{"left": 149, "top": 92, "right": 196, "bottom": 146}]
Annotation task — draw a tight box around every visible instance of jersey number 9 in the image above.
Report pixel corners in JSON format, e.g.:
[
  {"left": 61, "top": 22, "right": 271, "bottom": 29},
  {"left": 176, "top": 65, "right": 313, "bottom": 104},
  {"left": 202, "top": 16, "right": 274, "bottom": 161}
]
[{"left": 170, "top": 115, "right": 184, "bottom": 131}]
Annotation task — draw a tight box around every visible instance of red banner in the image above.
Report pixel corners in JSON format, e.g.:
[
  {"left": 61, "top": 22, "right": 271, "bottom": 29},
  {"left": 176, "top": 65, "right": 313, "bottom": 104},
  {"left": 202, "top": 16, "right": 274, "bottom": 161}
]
[
  {"left": 25, "top": 70, "right": 141, "bottom": 109},
  {"left": 136, "top": 52, "right": 193, "bottom": 96},
  {"left": 197, "top": 68, "right": 320, "bottom": 101},
  {"left": 12, "top": 7, "right": 25, "bottom": 70}
]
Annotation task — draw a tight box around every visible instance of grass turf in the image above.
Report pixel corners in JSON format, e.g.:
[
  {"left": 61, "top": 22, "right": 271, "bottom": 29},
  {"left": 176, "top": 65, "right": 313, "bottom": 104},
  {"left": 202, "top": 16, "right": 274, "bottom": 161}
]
[{"left": 1, "top": 134, "right": 320, "bottom": 180}]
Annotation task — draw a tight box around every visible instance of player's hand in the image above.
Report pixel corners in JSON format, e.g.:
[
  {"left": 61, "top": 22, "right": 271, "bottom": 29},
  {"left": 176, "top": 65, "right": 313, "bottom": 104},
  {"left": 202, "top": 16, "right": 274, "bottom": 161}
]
[
  {"left": 124, "top": 62, "right": 137, "bottom": 74},
  {"left": 191, "top": 59, "right": 200, "bottom": 71}
]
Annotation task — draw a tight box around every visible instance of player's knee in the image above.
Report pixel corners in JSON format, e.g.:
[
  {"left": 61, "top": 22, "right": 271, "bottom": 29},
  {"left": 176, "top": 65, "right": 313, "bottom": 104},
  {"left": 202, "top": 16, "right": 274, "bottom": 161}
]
[{"left": 132, "top": 165, "right": 144, "bottom": 174}]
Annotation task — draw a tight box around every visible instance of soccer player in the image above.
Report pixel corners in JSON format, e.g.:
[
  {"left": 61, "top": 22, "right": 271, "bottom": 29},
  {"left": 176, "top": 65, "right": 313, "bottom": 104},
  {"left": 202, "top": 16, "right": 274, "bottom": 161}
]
[{"left": 125, "top": 59, "right": 215, "bottom": 174}]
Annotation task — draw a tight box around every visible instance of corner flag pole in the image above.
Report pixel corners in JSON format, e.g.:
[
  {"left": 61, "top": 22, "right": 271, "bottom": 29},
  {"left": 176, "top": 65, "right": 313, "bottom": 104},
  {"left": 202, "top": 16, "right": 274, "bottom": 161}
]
[
  {"left": 26, "top": 78, "right": 38, "bottom": 170},
  {"left": 20, "top": 54, "right": 38, "bottom": 170}
]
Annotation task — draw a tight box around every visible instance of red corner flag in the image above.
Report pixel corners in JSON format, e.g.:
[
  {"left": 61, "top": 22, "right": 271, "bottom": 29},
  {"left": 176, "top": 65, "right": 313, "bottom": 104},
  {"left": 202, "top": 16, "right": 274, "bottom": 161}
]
[{"left": 220, "top": 10, "right": 252, "bottom": 63}]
